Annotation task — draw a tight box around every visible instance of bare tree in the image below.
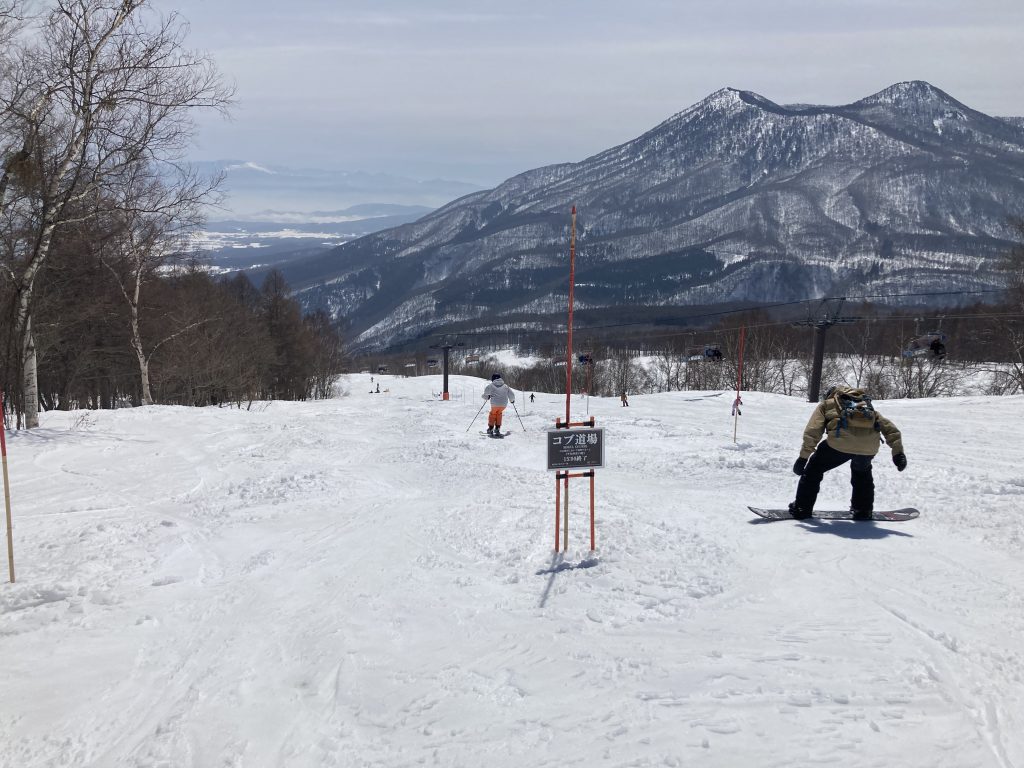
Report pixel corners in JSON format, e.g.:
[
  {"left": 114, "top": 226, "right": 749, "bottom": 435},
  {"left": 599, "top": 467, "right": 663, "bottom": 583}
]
[
  {"left": 0, "top": 1, "right": 25, "bottom": 45},
  {"left": 304, "top": 310, "right": 346, "bottom": 399},
  {"left": 885, "top": 355, "right": 963, "bottom": 399},
  {"left": 1003, "top": 218, "right": 1024, "bottom": 310},
  {"left": 97, "top": 161, "right": 221, "bottom": 404},
  {"left": 652, "top": 339, "right": 686, "bottom": 392},
  {"left": 0, "top": 0, "right": 233, "bottom": 426},
  {"left": 601, "top": 348, "right": 642, "bottom": 398},
  {"left": 982, "top": 217, "right": 1024, "bottom": 392}
]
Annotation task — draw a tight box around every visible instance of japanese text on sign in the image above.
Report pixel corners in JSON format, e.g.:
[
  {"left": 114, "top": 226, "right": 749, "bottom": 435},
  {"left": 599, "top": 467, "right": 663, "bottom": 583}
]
[{"left": 547, "top": 428, "right": 604, "bottom": 471}]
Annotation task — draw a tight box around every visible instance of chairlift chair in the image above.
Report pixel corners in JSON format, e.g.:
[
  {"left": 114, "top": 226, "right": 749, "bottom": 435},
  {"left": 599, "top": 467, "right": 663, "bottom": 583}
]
[
  {"left": 686, "top": 344, "right": 723, "bottom": 362},
  {"left": 902, "top": 331, "right": 948, "bottom": 360}
]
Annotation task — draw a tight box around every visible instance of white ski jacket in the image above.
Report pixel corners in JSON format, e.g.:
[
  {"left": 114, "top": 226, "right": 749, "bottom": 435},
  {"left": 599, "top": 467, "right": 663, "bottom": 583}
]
[{"left": 483, "top": 379, "right": 515, "bottom": 407}]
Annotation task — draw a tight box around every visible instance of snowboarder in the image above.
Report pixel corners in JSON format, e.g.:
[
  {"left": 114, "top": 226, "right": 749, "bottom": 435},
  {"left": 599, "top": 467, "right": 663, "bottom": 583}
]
[
  {"left": 789, "top": 386, "right": 907, "bottom": 520},
  {"left": 620, "top": 392, "right": 629, "bottom": 407},
  {"left": 482, "top": 373, "right": 515, "bottom": 436},
  {"left": 375, "top": 383, "right": 380, "bottom": 394}
]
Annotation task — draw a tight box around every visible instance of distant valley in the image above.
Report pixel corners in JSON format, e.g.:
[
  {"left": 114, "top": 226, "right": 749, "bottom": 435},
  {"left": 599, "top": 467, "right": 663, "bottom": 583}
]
[
  {"left": 188, "top": 162, "right": 484, "bottom": 273},
  {"left": 192, "top": 203, "right": 435, "bottom": 273}
]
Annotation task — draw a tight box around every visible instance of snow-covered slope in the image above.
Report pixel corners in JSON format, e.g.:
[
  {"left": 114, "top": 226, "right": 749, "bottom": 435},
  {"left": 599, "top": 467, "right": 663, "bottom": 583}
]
[{"left": 2, "top": 382, "right": 1023, "bottom": 766}]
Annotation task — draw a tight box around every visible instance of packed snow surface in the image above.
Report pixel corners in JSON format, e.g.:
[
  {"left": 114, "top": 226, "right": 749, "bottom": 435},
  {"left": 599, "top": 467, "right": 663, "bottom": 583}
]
[{"left": 2, "top": 377, "right": 1023, "bottom": 767}]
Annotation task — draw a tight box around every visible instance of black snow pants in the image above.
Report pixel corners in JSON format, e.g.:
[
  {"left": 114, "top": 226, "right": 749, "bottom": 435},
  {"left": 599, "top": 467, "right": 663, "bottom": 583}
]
[{"left": 794, "top": 441, "right": 874, "bottom": 513}]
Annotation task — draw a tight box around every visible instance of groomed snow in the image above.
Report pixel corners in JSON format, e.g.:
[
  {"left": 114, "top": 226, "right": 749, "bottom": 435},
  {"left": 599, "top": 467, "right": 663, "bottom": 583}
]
[{"left": 2, "top": 378, "right": 1023, "bottom": 767}]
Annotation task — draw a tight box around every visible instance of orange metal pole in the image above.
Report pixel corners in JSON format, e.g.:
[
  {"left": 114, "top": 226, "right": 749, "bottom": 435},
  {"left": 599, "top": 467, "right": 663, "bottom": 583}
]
[
  {"left": 589, "top": 472, "right": 595, "bottom": 551},
  {"left": 563, "top": 473, "right": 569, "bottom": 552},
  {"left": 555, "top": 473, "right": 561, "bottom": 552},
  {"left": 565, "top": 206, "right": 576, "bottom": 425}
]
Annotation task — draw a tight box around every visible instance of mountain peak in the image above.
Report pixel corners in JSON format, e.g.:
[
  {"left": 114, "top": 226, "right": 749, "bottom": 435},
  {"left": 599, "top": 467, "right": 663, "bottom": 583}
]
[
  {"left": 669, "top": 87, "right": 781, "bottom": 125},
  {"left": 854, "top": 80, "right": 957, "bottom": 107},
  {"left": 695, "top": 87, "right": 745, "bottom": 109}
]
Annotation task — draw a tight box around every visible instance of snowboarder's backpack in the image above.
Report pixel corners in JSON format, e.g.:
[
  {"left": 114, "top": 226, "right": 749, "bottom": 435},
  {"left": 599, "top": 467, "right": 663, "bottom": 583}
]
[{"left": 824, "top": 386, "right": 878, "bottom": 436}]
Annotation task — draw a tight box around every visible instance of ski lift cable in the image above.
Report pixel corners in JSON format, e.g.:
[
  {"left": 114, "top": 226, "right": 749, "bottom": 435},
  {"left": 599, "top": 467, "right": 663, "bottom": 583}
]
[
  {"left": 597, "top": 310, "right": 1024, "bottom": 345},
  {"left": 566, "top": 289, "right": 1013, "bottom": 340},
  {"left": 409, "top": 288, "right": 1011, "bottom": 349},
  {"left": 447, "top": 288, "right": 1003, "bottom": 341}
]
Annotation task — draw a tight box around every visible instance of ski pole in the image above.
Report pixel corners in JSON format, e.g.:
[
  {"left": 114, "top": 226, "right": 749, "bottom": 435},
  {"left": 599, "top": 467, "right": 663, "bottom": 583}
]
[
  {"left": 466, "top": 396, "right": 490, "bottom": 432},
  {"left": 511, "top": 400, "right": 527, "bottom": 432}
]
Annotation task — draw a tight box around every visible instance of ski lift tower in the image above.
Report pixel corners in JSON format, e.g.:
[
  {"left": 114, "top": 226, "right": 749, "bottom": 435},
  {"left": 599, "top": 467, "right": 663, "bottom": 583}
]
[
  {"left": 792, "top": 298, "right": 861, "bottom": 402},
  {"left": 429, "top": 338, "right": 464, "bottom": 401}
]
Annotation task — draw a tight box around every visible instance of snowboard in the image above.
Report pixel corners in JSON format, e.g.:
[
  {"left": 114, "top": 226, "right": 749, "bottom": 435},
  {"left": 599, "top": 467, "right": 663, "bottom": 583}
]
[
  {"left": 481, "top": 431, "right": 511, "bottom": 438},
  {"left": 748, "top": 506, "right": 919, "bottom": 522}
]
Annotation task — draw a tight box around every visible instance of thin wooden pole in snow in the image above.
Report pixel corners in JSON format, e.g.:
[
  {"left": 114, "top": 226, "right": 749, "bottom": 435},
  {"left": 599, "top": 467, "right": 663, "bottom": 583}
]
[
  {"left": 1, "top": 391, "right": 14, "bottom": 582},
  {"left": 733, "top": 326, "right": 746, "bottom": 444}
]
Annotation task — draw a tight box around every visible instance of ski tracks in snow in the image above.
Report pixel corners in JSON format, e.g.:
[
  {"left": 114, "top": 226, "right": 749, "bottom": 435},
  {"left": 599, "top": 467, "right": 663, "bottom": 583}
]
[{"left": 3, "top": 385, "right": 1024, "bottom": 767}]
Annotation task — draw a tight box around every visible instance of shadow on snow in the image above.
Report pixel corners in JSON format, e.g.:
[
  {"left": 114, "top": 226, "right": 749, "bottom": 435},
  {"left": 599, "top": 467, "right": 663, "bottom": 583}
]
[
  {"left": 537, "top": 553, "right": 600, "bottom": 608},
  {"left": 748, "top": 517, "right": 914, "bottom": 539}
]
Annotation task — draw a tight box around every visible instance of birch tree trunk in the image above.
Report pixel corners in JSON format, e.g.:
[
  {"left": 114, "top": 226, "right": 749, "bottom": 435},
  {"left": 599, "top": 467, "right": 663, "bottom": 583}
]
[
  {"left": 128, "top": 271, "right": 154, "bottom": 405},
  {"left": 21, "top": 315, "right": 38, "bottom": 428}
]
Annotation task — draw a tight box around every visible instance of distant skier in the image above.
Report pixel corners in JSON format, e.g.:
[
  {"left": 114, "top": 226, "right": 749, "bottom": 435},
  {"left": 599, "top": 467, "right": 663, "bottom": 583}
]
[
  {"left": 789, "top": 386, "right": 907, "bottom": 520},
  {"left": 483, "top": 373, "right": 515, "bottom": 436},
  {"left": 620, "top": 392, "right": 629, "bottom": 407},
  {"left": 529, "top": 393, "right": 535, "bottom": 404},
  {"left": 375, "top": 383, "right": 380, "bottom": 394}
]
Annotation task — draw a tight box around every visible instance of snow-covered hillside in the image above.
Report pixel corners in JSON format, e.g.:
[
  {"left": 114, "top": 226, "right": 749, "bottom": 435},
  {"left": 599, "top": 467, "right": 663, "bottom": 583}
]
[
  {"left": 2, "top": 379, "right": 1023, "bottom": 767},
  {"left": 285, "top": 81, "right": 1024, "bottom": 349}
]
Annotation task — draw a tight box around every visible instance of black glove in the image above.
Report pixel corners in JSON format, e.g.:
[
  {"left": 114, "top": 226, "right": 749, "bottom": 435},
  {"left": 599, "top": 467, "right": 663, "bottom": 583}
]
[
  {"left": 893, "top": 453, "right": 907, "bottom": 472},
  {"left": 792, "top": 457, "right": 807, "bottom": 476}
]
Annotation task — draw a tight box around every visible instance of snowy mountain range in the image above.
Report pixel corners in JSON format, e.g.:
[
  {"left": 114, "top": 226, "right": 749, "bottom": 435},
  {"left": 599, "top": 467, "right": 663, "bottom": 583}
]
[
  {"left": 195, "top": 161, "right": 484, "bottom": 216},
  {"left": 260, "top": 82, "right": 1024, "bottom": 350}
]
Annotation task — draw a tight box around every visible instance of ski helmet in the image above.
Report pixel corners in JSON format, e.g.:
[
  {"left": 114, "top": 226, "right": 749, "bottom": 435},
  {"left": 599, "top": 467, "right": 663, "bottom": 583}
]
[{"left": 491, "top": 372, "right": 502, "bottom": 380}]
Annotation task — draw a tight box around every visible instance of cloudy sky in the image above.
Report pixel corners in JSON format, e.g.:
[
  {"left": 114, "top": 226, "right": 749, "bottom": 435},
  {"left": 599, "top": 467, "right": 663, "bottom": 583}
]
[{"left": 156, "top": 0, "right": 1024, "bottom": 186}]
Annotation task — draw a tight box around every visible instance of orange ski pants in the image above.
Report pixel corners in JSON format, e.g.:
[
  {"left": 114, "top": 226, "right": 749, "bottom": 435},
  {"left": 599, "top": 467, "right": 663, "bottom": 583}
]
[{"left": 487, "top": 405, "right": 506, "bottom": 428}]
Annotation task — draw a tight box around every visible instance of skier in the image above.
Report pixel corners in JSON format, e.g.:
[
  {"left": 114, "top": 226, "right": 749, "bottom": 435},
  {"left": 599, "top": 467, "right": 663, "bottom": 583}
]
[
  {"left": 482, "top": 372, "right": 515, "bottom": 437},
  {"left": 529, "top": 393, "right": 535, "bottom": 404},
  {"left": 789, "top": 386, "right": 907, "bottom": 520},
  {"left": 620, "top": 392, "right": 629, "bottom": 407}
]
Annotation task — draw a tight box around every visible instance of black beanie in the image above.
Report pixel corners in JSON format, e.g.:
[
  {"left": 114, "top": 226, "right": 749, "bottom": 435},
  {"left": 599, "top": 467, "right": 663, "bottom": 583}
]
[{"left": 491, "top": 373, "right": 502, "bottom": 380}]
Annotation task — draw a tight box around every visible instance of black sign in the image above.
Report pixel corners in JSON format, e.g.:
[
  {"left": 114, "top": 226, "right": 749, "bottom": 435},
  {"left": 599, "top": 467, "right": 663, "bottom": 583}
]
[{"left": 547, "top": 428, "right": 604, "bottom": 471}]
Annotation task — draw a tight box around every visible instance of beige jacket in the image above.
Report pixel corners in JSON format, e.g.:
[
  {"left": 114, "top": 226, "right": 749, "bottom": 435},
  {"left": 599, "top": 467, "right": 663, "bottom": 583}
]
[{"left": 799, "top": 401, "right": 904, "bottom": 459}]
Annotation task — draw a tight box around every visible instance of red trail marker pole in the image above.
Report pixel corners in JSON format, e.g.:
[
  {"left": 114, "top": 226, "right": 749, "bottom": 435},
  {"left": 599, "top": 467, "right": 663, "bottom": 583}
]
[{"left": 565, "top": 206, "right": 576, "bottom": 425}]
